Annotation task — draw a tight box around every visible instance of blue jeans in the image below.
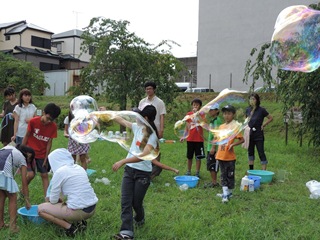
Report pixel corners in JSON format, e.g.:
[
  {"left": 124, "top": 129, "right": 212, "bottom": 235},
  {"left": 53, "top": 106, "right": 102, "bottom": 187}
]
[
  {"left": 120, "top": 166, "right": 151, "bottom": 237},
  {"left": 15, "top": 136, "right": 23, "bottom": 145}
]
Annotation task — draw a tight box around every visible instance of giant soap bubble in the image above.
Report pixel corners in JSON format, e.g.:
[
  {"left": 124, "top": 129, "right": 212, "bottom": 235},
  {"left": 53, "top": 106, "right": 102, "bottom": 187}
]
[
  {"left": 271, "top": 5, "right": 320, "bottom": 72},
  {"left": 174, "top": 89, "right": 249, "bottom": 145},
  {"left": 69, "top": 96, "right": 159, "bottom": 161}
]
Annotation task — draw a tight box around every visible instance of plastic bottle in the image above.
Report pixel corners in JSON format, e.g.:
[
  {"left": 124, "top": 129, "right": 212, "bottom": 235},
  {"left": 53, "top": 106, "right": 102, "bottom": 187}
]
[
  {"left": 240, "top": 175, "right": 249, "bottom": 191},
  {"left": 248, "top": 179, "right": 255, "bottom": 192}
]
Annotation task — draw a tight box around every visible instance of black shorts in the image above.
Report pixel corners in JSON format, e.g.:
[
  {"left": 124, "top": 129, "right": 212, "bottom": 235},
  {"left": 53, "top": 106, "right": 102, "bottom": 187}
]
[
  {"left": 187, "top": 141, "right": 205, "bottom": 160},
  {"left": 207, "top": 152, "right": 219, "bottom": 172},
  {"left": 27, "top": 158, "right": 51, "bottom": 173}
]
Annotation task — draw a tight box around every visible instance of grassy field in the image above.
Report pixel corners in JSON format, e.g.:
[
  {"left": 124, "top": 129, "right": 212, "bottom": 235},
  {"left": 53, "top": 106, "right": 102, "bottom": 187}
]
[{"left": 2, "top": 93, "right": 320, "bottom": 240}]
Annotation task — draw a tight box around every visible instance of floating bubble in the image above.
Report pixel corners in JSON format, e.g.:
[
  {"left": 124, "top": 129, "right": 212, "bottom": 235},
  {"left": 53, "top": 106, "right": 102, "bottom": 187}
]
[
  {"left": 270, "top": 5, "right": 320, "bottom": 72},
  {"left": 70, "top": 95, "right": 99, "bottom": 116},
  {"left": 211, "top": 119, "right": 247, "bottom": 145},
  {"left": 69, "top": 96, "right": 159, "bottom": 161},
  {"left": 174, "top": 89, "right": 249, "bottom": 145}
]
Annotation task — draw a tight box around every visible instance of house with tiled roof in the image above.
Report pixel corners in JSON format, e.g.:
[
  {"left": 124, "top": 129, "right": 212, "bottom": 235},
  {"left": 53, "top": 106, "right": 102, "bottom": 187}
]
[{"left": 0, "top": 20, "right": 92, "bottom": 95}]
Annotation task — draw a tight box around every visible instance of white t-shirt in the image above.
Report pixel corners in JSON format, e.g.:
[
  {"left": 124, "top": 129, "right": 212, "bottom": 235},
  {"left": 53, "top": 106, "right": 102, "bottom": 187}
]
[
  {"left": 138, "top": 96, "right": 166, "bottom": 131},
  {"left": 126, "top": 123, "right": 158, "bottom": 172},
  {"left": 50, "top": 164, "right": 98, "bottom": 209},
  {"left": 13, "top": 104, "right": 37, "bottom": 137}
]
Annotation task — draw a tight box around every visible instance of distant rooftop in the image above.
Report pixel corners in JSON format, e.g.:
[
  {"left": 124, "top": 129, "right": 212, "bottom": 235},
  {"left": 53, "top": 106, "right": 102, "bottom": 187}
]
[
  {"left": 0, "top": 20, "right": 53, "bottom": 35},
  {"left": 52, "top": 29, "right": 84, "bottom": 39}
]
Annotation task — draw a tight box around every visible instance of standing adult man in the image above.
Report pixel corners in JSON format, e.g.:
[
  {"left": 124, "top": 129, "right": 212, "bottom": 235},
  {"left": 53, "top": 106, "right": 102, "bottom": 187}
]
[{"left": 139, "top": 81, "right": 166, "bottom": 179}]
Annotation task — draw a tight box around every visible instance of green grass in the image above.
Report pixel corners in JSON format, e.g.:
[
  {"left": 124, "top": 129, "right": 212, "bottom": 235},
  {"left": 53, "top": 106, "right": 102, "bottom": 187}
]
[{"left": 2, "top": 94, "right": 320, "bottom": 239}]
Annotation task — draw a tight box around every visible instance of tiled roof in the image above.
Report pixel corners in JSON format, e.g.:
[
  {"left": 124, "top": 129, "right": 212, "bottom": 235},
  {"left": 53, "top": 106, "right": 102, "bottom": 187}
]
[
  {"left": 5, "top": 23, "right": 53, "bottom": 35},
  {"left": 13, "top": 46, "right": 79, "bottom": 61},
  {"left": 0, "top": 20, "right": 26, "bottom": 30}
]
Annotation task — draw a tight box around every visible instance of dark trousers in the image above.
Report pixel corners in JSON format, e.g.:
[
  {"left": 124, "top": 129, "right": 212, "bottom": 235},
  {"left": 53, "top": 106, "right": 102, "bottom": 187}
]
[
  {"left": 219, "top": 160, "right": 235, "bottom": 189},
  {"left": 248, "top": 138, "right": 267, "bottom": 164},
  {"left": 120, "top": 166, "right": 151, "bottom": 237}
]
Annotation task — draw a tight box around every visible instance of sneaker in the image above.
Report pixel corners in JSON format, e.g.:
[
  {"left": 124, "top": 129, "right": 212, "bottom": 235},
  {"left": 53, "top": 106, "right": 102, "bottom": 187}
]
[
  {"left": 195, "top": 172, "right": 200, "bottom": 178},
  {"left": 185, "top": 171, "right": 191, "bottom": 176},
  {"left": 65, "top": 223, "right": 78, "bottom": 238},
  {"left": 222, "top": 195, "right": 229, "bottom": 203},
  {"left": 112, "top": 233, "right": 134, "bottom": 240},
  {"left": 216, "top": 192, "right": 233, "bottom": 199},
  {"left": 76, "top": 220, "right": 87, "bottom": 232}
]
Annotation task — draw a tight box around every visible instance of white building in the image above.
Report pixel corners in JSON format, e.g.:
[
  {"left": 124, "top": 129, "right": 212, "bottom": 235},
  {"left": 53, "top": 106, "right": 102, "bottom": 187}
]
[{"left": 197, "top": 0, "right": 316, "bottom": 91}]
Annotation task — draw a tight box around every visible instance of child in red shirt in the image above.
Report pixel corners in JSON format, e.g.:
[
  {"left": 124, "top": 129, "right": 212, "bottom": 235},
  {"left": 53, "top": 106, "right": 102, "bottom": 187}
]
[
  {"left": 180, "top": 98, "right": 205, "bottom": 178},
  {"left": 22, "top": 103, "right": 61, "bottom": 197}
]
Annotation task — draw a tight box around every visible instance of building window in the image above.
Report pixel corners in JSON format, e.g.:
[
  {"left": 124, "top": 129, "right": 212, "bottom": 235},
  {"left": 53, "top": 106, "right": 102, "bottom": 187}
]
[
  {"left": 31, "top": 36, "right": 51, "bottom": 49},
  {"left": 56, "top": 43, "right": 62, "bottom": 52},
  {"left": 52, "top": 42, "right": 62, "bottom": 53},
  {"left": 5, "top": 35, "right": 10, "bottom": 41}
]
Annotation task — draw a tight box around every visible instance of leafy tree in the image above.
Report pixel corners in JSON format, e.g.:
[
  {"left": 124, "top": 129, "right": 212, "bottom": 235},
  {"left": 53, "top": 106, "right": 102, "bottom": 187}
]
[
  {"left": 77, "top": 17, "right": 185, "bottom": 110},
  {"left": 0, "top": 52, "right": 49, "bottom": 95},
  {"left": 243, "top": 3, "right": 320, "bottom": 146}
]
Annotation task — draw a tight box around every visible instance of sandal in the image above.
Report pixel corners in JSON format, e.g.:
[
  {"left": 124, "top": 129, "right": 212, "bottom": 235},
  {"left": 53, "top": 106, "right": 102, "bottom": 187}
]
[{"left": 112, "top": 233, "right": 134, "bottom": 240}]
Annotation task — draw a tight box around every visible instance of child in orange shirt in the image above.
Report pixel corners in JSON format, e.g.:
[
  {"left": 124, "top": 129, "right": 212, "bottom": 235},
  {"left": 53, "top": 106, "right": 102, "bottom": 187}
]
[{"left": 215, "top": 105, "right": 244, "bottom": 203}]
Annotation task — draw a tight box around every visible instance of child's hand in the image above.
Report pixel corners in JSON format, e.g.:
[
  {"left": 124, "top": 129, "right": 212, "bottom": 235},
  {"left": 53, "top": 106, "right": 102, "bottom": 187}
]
[
  {"left": 180, "top": 138, "right": 184, "bottom": 143},
  {"left": 174, "top": 169, "right": 179, "bottom": 174},
  {"left": 25, "top": 200, "right": 31, "bottom": 210},
  {"left": 112, "top": 160, "right": 125, "bottom": 172}
]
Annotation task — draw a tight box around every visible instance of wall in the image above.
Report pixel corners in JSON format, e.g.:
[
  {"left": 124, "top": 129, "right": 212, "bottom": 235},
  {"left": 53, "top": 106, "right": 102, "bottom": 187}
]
[
  {"left": 197, "top": 0, "right": 316, "bottom": 91},
  {"left": 44, "top": 70, "right": 79, "bottom": 96}
]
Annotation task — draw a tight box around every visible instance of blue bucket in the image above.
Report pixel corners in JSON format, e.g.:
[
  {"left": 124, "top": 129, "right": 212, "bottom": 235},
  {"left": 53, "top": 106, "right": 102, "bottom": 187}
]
[
  {"left": 17, "top": 205, "right": 46, "bottom": 224},
  {"left": 248, "top": 175, "right": 261, "bottom": 189},
  {"left": 174, "top": 175, "right": 199, "bottom": 188}
]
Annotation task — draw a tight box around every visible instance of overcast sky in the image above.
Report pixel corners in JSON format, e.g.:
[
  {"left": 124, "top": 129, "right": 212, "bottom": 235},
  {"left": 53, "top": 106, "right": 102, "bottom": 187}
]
[{"left": 1, "top": 0, "right": 199, "bottom": 58}]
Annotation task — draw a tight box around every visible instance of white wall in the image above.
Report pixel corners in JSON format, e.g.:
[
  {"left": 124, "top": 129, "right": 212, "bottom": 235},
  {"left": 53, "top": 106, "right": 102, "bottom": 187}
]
[
  {"left": 44, "top": 70, "right": 70, "bottom": 96},
  {"left": 197, "top": 0, "right": 316, "bottom": 91}
]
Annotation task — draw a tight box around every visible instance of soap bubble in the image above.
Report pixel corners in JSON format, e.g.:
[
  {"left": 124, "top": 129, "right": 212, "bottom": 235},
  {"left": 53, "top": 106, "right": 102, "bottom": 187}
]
[
  {"left": 174, "top": 120, "right": 190, "bottom": 139},
  {"left": 271, "top": 5, "right": 320, "bottom": 72},
  {"left": 174, "top": 89, "right": 249, "bottom": 145},
  {"left": 69, "top": 96, "right": 159, "bottom": 161},
  {"left": 211, "top": 119, "right": 246, "bottom": 145},
  {"left": 70, "top": 95, "right": 99, "bottom": 116}
]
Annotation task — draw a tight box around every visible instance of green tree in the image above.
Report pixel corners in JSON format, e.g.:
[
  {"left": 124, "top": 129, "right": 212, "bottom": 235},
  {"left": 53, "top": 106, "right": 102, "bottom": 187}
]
[
  {"left": 77, "top": 17, "right": 185, "bottom": 110},
  {"left": 242, "top": 3, "right": 320, "bottom": 146},
  {"left": 0, "top": 52, "right": 49, "bottom": 95}
]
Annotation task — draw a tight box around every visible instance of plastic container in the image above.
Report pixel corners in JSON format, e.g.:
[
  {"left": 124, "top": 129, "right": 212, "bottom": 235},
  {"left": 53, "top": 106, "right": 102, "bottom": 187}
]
[
  {"left": 306, "top": 180, "right": 320, "bottom": 198},
  {"left": 248, "top": 175, "right": 261, "bottom": 189},
  {"left": 247, "top": 170, "right": 274, "bottom": 183},
  {"left": 174, "top": 175, "right": 199, "bottom": 188},
  {"left": 240, "top": 175, "right": 249, "bottom": 191},
  {"left": 248, "top": 179, "right": 254, "bottom": 192},
  {"left": 17, "top": 205, "right": 46, "bottom": 224}
]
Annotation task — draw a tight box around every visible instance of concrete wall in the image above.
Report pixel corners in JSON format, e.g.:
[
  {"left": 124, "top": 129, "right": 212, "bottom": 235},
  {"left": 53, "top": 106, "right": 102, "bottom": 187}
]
[
  {"left": 197, "top": 0, "right": 316, "bottom": 91},
  {"left": 44, "top": 70, "right": 75, "bottom": 96}
]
